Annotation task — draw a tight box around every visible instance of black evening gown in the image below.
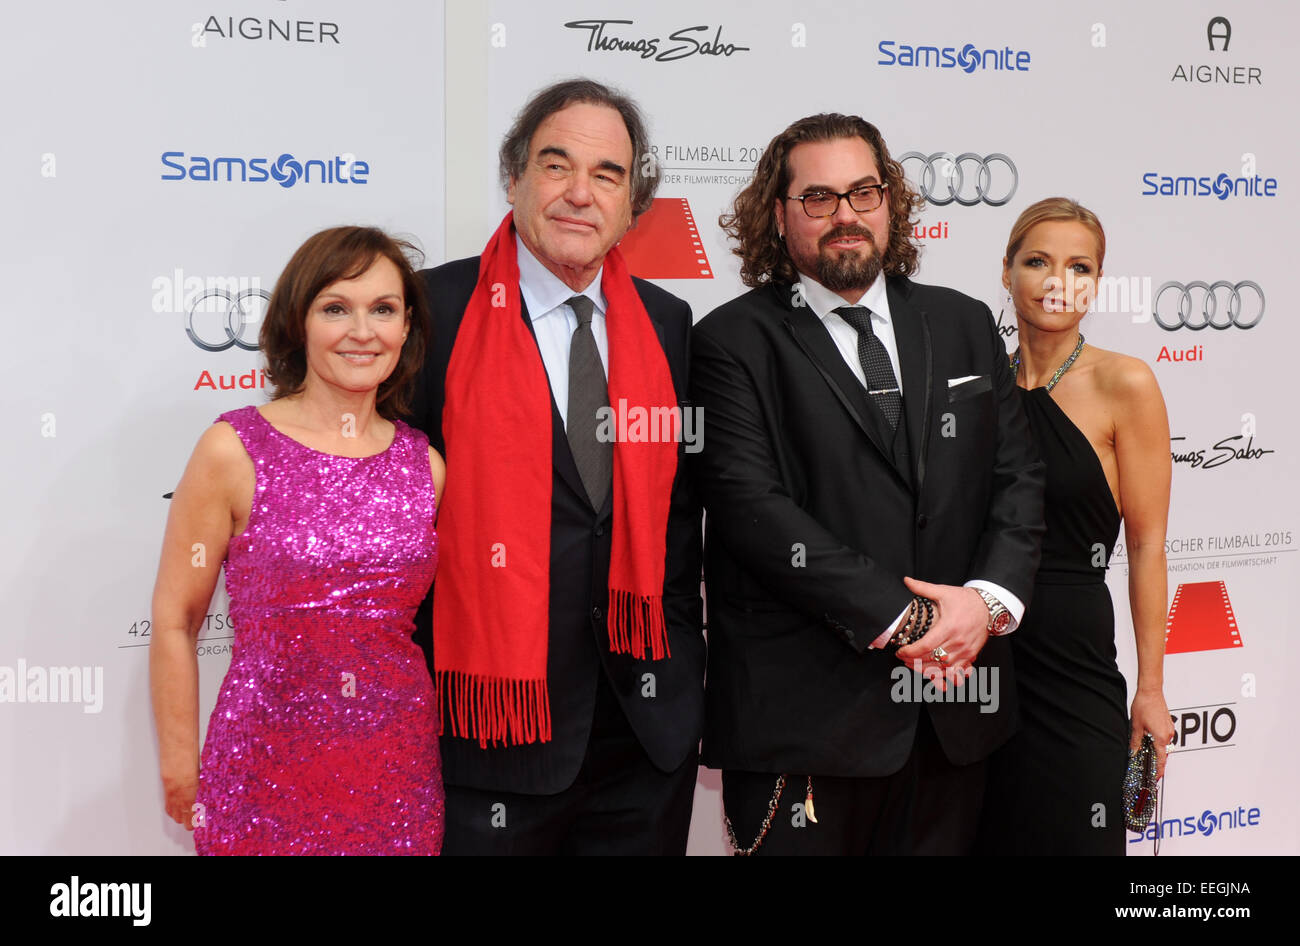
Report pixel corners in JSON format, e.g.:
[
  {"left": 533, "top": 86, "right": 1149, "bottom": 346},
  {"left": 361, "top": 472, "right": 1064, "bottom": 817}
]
[{"left": 977, "top": 387, "right": 1128, "bottom": 855}]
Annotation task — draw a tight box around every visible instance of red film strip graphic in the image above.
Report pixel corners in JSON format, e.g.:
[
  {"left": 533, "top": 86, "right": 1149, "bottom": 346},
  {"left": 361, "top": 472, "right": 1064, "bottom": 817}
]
[
  {"left": 618, "top": 198, "right": 713, "bottom": 279},
  {"left": 1164, "top": 580, "right": 1243, "bottom": 654}
]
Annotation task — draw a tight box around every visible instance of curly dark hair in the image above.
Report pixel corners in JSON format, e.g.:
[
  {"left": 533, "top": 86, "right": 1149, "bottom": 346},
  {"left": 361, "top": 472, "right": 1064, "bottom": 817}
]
[
  {"left": 721, "top": 113, "right": 924, "bottom": 287},
  {"left": 498, "top": 78, "right": 659, "bottom": 218},
  {"left": 260, "top": 226, "right": 430, "bottom": 419}
]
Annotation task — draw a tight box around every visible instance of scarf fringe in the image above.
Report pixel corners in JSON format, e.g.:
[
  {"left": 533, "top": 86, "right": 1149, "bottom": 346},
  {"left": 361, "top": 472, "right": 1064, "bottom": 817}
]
[
  {"left": 436, "top": 670, "right": 552, "bottom": 748},
  {"left": 607, "top": 589, "right": 672, "bottom": 660}
]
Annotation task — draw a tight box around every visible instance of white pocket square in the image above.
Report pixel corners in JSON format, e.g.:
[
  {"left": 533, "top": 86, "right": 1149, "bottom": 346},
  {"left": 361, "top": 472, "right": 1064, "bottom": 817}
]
[{"left": 947, "top": 375, "right": 981, "bottom": 387}]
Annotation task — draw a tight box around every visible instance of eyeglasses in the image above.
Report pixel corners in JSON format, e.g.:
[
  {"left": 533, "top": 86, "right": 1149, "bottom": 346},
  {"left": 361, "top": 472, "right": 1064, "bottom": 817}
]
[{"left": 786, "top": 183, "right": 888, "bottom": 218}]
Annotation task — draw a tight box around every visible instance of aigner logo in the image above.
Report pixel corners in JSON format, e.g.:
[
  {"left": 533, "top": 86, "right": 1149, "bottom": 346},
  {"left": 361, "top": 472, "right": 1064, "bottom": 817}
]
[
  {"left": 1208, "top": 16, "right": 1231, "bottom": 51},
  {"left": 564, "top": 20, "right": 750, "bottom": 61},
  {"left": 1171, "top": 16, "right": 1262, "bottom": 84},
  {"left": 197, "top": 16, "right": 339, "bottom": 44}
]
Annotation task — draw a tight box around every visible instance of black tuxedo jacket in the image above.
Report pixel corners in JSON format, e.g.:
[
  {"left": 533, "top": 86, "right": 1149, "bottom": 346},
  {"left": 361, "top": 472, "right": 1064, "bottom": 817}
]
[
  {"left": 690, "top": 276, "right": 1045, "bottom": 777},
  {"left": 408, "top": 256, "right": 705, "bottom": 795}
]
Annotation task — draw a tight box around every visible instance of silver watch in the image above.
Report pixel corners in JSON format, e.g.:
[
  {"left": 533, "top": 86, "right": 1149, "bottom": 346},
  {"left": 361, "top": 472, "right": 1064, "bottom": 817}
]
[{"left": 976, "top": 589, "right": 1012, "bottom": 636}]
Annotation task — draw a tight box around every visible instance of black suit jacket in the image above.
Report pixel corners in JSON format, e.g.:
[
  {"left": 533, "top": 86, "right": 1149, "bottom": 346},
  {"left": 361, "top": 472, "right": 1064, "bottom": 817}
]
[
  {"left": 409, "top": 256, "right": 705, "bottom": 795},
  {"left": 690, "top": 275, "right": 1044, "bottom": 777}
]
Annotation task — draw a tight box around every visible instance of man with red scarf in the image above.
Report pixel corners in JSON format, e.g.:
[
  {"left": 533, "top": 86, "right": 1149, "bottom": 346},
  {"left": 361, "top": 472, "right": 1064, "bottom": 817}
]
[{"left": 409, "top": 79, "right": 704, "bottom": 854}]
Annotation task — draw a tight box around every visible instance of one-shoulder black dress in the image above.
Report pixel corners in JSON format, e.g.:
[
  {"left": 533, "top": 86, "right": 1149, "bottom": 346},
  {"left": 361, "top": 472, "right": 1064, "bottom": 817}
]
[{"left": 977, "top": 387, "right": 1128, "bottom": 855}]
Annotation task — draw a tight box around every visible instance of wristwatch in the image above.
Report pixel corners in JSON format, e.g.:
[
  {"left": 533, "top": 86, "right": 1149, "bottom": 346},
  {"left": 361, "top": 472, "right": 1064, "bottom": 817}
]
[{"left": 976, "top": 589, "right": 1012, "bottom": 636}]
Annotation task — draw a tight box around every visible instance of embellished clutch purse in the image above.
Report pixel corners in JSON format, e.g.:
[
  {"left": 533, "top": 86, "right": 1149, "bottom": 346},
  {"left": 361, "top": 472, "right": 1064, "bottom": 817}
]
[{"left": 1122, "top": 732, "right": 1159, "bottom": 833}]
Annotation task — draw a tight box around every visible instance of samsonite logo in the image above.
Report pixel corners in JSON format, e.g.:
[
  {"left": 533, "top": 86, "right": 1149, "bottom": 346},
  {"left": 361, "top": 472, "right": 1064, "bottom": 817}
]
[
  {"left": 1128, "top": 803, "right": 1261, "bottom": 843},
  {"left": 877, "top": 39, "right": 1030, "bottom": 72},
  {"left": 160, "top": 151, "right": 369, "bottom": 186},
  {"left": 1140, "top": 169, "right": 1277, "bottom": 199}
]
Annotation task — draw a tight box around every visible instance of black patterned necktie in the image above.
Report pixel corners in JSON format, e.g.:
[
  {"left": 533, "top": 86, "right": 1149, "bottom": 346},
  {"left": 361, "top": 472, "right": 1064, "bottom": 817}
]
[
  {"left": 565, "top": 295, "right": 612, "bottom": 510},
  {"left": 834, "top": 305, "right": 902, "bottom": 429}
]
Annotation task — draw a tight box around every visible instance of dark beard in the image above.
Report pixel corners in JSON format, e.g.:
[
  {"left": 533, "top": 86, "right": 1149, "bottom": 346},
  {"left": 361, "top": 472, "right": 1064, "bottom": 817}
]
[
  {"left": 817, "top": 249, "right": 882, "bottom": 292},
  {"left": 814, "top": 227, "right": 883, "bottom": 292}
]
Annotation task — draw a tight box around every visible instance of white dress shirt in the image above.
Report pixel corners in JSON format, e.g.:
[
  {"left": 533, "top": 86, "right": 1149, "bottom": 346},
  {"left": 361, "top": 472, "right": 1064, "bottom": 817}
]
[
  {"left": 800, "top": 273, "right": 901, "bottom": 394},
  {"left": 796, "top": 274, "right": 1024, "bottom": 647},
  {"left": 516, "top": 234, "right": 608, "bottom": 431}
]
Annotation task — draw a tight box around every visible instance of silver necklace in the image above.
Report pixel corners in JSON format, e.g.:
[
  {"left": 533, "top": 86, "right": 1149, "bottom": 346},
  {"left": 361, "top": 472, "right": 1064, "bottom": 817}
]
[{"left": 1012, "top": 333, "right": 1085, "bottom": 392}]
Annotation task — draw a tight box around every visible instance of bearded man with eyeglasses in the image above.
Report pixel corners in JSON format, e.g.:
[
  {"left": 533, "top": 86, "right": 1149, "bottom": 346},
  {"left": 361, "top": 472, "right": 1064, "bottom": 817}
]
[{"left": 689, "top": 113, "right": 1045, "bottom": 855}]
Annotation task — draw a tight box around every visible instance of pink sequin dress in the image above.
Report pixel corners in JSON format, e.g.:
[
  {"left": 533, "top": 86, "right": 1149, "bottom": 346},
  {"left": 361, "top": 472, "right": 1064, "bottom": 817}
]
[{"left": 194, "top": 405, "right": 443, "bottom": 855}]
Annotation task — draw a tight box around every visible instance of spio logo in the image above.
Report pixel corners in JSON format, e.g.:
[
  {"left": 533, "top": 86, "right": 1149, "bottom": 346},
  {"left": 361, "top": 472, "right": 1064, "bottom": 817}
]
[
  {"left": 160, "top": 151, "right": 368, "bottom": 186},
  {"left": 898, "top": 152, "right": 1017, "bottom": 207},
  {"left": 1169, "top": 703, "right": 1236, "bottom": 750},
  {"left": 1153, "top": 281, "right": 1263, "bottom": 331}
]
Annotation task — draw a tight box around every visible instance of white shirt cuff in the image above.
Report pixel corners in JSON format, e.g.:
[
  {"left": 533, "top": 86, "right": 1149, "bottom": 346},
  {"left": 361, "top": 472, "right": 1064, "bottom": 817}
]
[
  {"left": 868, "top": 603, "right": 911, "bottom": 649},
  {"left": 867, "top": 582, "right": 1024, "bottom": 649}
]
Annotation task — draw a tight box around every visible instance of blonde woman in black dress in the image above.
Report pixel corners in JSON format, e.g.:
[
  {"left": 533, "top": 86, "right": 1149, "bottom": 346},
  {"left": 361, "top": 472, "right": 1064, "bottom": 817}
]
[{"left": 977, "top": 198, "right": 1175, "bottom": 855}]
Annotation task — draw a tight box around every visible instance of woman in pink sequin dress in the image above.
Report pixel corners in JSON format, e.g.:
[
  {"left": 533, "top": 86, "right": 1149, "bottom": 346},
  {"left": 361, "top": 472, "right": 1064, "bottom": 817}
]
[{"left": 150, "top": 227, "right": 445, "bottom": 855}]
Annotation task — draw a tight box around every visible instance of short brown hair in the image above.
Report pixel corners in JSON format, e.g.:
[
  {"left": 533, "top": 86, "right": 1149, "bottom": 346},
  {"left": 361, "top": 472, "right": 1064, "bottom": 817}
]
[
  {"left": 1004, "top": 197, "right": 1106, "bottom": 269},
  {"left": 260, "top": 227, "right": 429, "bottom": 419},
  {"left": 499, "top": 78, "right": 659, "bottom": 217},
  {"left": 721, "top": 113, "right": 924, "bottom": 287}
]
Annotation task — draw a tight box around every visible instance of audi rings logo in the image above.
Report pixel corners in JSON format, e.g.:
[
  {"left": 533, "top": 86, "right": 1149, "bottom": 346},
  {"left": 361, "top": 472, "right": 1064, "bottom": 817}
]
[
  {"left": 898, "top": 152, "right": 1017, "bottom": 206},
  {"left": 186, "top": 288, "right": 271, "bottom": 351},
  {"left": 1152, "top": 281, "right": 1264, "bottom": 331}
]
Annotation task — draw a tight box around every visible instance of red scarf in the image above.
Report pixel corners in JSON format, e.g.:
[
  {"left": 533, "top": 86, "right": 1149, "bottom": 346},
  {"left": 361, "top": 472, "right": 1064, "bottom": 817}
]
[{"left": 434, "top": 213, "right": 679, "bottom": 747}]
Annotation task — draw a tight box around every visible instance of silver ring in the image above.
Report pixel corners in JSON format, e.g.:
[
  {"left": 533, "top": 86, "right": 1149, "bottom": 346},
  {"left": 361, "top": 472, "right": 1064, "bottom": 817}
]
[{"left": 931, "top": 646, "right": 949, "bottom": 662}]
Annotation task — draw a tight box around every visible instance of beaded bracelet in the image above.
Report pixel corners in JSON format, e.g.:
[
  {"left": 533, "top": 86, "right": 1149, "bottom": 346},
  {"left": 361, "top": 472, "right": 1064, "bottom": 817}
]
[{"left": 890, "top": 595, "right": 935, "bottom": 650}]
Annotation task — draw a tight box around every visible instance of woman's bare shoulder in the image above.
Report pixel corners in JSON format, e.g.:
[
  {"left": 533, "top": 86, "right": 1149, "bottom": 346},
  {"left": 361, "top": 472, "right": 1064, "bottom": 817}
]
[
  {"left": 182, "top": 421, "right": 255, "bottom": 497},
  {"left": 1088, "top": 347, "right": 1162, "bottom": 403},
  {"left": 196, "top": 421, "right": 251, "bottom": 467}
]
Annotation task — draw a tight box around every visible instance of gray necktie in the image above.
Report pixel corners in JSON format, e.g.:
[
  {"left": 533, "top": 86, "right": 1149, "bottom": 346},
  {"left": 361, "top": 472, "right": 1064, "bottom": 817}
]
[
  {"left": 835, "top": 305, "right": 902, "bottom": 429},
  {"left": 566, "top": 295, "right": 612, "bottom": 510}
]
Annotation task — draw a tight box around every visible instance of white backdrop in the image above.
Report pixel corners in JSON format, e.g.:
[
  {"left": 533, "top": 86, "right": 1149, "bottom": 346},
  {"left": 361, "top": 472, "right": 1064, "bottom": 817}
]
[
  {"left": 2, "top": 0, "right": 1294, "bottom": 855},
  {"left": 0, "top": 0, "right": 445, "bottom": 854},
  {"left": 476, "top": 0, "right": 1297, "bottom": 856}
]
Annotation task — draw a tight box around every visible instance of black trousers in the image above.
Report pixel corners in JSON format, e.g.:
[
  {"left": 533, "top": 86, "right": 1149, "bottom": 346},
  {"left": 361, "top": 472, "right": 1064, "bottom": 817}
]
[
  {"left": 722, "top": 711, "right": 987, "bottom": 855},
  {"left": 443, "top": 671, "right": 698, "bottom": 855}
]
